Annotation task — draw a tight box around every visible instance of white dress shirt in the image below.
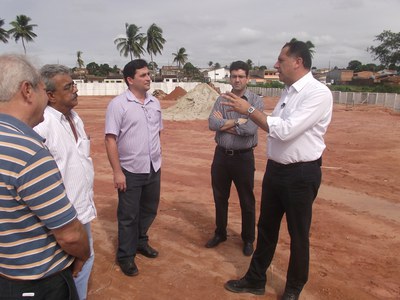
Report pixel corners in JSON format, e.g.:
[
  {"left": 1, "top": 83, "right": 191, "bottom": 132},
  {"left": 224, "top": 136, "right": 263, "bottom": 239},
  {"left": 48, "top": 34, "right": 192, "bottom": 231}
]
[
  {"left": 34, "top": 106, "right": 96, "bottom": 224},
  {"left": 266, "top": 72, "right": 333, "bottom": 164}
]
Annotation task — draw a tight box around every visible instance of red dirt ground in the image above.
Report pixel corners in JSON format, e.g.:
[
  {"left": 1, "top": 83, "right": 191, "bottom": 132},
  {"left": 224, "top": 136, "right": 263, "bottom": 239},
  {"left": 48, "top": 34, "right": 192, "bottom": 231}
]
[{"left": 75, "top": 95, "right": 400, "bottom": 300}]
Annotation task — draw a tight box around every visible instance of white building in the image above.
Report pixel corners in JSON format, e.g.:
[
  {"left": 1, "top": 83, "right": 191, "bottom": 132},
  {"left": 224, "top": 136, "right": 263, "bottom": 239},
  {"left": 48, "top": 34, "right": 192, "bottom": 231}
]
[{"left": 207, "top": 68, "right": 230, "bottom": 82}]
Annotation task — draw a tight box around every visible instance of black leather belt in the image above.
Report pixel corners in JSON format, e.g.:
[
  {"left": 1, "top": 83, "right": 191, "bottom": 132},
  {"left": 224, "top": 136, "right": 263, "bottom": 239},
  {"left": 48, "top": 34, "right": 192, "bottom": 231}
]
[{"left": 217, "top": 146, "right": 254, "bottom": 156}]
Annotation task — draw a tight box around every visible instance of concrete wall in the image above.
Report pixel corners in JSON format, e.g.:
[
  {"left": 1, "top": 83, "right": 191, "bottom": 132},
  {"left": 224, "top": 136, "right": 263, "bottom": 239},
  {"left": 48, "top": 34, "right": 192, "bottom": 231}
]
[{"left": 75, "top": 82, "right": 400, "bottom": 112}]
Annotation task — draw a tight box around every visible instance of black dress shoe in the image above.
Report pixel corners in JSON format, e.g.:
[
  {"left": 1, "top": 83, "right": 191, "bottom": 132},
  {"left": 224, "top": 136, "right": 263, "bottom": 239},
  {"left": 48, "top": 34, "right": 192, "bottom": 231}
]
[
  {"left": 137, "top": 244, "right": 159, "bottom": 258},
  {"left": 224, "top": 277, "right": 265, "bottom": 295},
  {"left": 118, "top": 260, "right": 138, "bottom": 276},
  {"left": 282, "top": 291, "right": 300, "bottom": 300},
  {"left": 205, "top": 235, "right": 227, "bottom": 248},
  {"left": 243, "top": 242, "right": 254, "bottom": 256}
]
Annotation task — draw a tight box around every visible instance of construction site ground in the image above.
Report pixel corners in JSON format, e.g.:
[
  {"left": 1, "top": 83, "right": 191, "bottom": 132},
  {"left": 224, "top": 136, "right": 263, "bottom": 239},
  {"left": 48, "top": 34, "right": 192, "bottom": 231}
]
[{"left": 75, "top": 94, "right": 400, "bottom": 300}]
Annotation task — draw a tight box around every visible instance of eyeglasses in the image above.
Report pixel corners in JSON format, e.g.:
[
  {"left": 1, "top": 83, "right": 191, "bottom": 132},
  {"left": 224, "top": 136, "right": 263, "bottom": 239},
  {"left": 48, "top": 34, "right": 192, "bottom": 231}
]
[
  {"left": 63, "top": 82, "right": 77, "bottom": 91},
  {"left": 230, "top": 75, "right": 247, "bottom": 79}
]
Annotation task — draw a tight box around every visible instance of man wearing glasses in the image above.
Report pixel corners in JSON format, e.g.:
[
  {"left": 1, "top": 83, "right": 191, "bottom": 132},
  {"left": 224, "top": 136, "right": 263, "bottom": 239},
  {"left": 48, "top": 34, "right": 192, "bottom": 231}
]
[
  {"left": 34, "top": 64, "right": 96, "bottom": 300},
  {"left": 206, "top": 61, "right": 264, "bottom": 256}
]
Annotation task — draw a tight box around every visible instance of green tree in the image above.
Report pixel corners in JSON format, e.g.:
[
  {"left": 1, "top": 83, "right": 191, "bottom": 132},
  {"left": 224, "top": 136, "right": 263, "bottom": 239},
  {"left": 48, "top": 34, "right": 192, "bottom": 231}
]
[
  {"left": 246, "top": 59, "right": 253, "bottom": 69},
  {"left": 183, "top": 62, "right": 203, "bottom": 81},
  {"left": 146, "top": 23, "right": 165, "bottom": 66},
  {"left": 114, "top": 23, "right": 146, "bottom": 60},
  {"left": 172, "top": 47, "right": 188, "bottom": 68},
  {"left": 76, "top": 51, "right": 85, "bottom": 68},
  {"left": 148, "top": 61, "right": 158, "bottom": 71},
  {"left": 86, "top": 62, "right": 100, "bottom": 75},
  {"left": 290, "top": 38, "right": 316, "bottom": 58},
  {"left": 9, "top": 15, "right": 37, "bottom": 54},
  {"left": 214, "top": 62, "right": 221, "bottom": 69},
  {"left": 208, "top": 61, "right": 213, "bottom": 67},
  {"left": 347, "top": 60, "right": 362, "bottom": 71},
  {"left": 367, "top": 30, "right": 400, "bottom": 69},
  {"left": 0, "top": 18, "right": 9, "bottom": 43}
]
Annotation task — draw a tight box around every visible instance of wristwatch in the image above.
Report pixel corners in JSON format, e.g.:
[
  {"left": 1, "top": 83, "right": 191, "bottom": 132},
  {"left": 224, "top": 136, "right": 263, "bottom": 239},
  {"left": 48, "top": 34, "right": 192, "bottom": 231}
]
[{"left": 247, "top": 106, "right": 255, "bottom": 116}]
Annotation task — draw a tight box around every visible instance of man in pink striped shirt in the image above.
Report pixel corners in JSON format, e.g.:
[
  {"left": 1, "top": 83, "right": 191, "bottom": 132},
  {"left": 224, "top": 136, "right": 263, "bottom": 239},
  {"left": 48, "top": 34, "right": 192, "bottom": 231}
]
[{"left": 105, "top": 59, "right": 163, "bottom": 277}]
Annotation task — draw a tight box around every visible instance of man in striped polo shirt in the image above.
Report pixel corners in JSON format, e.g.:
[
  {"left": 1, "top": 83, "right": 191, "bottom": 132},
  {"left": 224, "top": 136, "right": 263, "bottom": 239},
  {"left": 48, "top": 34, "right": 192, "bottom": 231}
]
[{"left": 0, "top": 54, "right": 90, "bottom": 300}]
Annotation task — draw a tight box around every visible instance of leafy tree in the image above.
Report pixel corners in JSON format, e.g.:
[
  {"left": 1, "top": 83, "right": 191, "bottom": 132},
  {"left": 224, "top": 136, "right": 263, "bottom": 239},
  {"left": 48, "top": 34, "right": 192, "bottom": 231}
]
[
  {"left": 114, "top": 23, "right": 146, "bottom": 60},
  {"left": 290, "top": 37, "right": 315, "bottom": 58},
  {"left": 182, "top": 62, "right": 203, "bottom": 81},
  {"left": 208, "top": 61, "right": 213, "bottom": 67},
  {"left": 347, "top": 60, "right": 362, "bottom": 71},
  {"left": 172, "top": 47, "right": 188, "bottom": 68},
  {"left": 86, "top": 62, "right": 100, "bottom": 75},
  {"left": 246, "top": 59, "right": 253, "bottom": 69},
  {"left": 76, "top": 51, "right": 85, "bottom": 68},
  {"left": 9, "top": 15, "right": 37, "bottom": 54},
  {"left": 0, "top": 18, "right": 9, "bottom": 43},
  {"left": 148, "top": 61, "right": 158, "bottom": 71},
  {"left": 146, "top": 23, "right": 165, "bottom": 66},
  {"left": 367, "top": 30, "right": 400, "bottom": 69}
]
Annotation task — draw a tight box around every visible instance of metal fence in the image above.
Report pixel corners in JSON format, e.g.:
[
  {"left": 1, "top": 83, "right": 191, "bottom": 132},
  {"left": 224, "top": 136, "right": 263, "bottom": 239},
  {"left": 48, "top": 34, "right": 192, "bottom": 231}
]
[{"left": 247, "top": 87, "right": 400, "bottom": 112}]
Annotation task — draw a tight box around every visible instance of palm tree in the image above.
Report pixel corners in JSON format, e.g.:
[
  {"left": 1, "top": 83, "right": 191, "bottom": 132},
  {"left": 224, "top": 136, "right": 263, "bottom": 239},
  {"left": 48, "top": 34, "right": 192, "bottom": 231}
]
[
  {"left": 0, "top": 19, "right": 9, "bottom": 43},
  {"left": 114, "top": 23, "right": 146, "bottom": 60},
  {"left": 246, "top": 59, "right": 253, "bottom": 69},
  {"left": 172, "top": 47, "right": 188, "bottom": 68},
  {"left": 290, "top": 37, "right": 315, "bottom": 58},
  {"left": 76, "top": 51, "right": 85, "bottom": 68},
  {"left": 9, "top": 15, "right": 37, "bottom": 54},
  {"left": 146, "top": 23, "right": 166, "bottom": 66}
]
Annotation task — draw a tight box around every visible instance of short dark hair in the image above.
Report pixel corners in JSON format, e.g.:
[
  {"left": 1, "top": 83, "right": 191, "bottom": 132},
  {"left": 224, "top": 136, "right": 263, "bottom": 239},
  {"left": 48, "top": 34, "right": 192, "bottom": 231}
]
[
  {"left": 123, "top": 59, "right": 148, "bottom": 86},
  {"left": 229, "top": 61, "right": 249, "bottom": 76},
  {"left": 283, "top": 41, "right": 312, "bottom": 69}
]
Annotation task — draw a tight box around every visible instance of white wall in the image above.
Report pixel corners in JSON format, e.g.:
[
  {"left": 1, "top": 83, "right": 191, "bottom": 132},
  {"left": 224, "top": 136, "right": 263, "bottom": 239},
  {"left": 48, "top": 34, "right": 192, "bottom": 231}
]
[{"left": 76, "top": 82, "right": 232, "bottom": 96}]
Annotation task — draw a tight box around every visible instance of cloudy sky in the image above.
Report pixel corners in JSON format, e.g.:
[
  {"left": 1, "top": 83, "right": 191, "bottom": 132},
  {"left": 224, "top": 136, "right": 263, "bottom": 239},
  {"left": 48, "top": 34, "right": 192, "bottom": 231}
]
[{"left": 2, "top": 0, "right": 399, "bottom": 70}]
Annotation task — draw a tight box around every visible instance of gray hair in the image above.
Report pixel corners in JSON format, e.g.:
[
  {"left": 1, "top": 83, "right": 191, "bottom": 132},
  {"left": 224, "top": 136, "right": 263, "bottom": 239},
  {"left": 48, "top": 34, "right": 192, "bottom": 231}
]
[
  {"left": 40, "top": 64, "right": 71, "bottom": 92},
  {"left": 0, "top": 54, "right": 41, "bottom": 102}
]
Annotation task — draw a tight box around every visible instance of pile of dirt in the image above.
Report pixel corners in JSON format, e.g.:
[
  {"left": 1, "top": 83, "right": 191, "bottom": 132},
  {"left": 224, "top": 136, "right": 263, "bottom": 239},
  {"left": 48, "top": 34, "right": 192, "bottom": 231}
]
[
  {"left": 163, "top": 86, "right": 187, "bottom": 101},
  {"left": 152, "top": 89, "right": 167, "bottom": 100},
  {"left": 162, "top": 83, "right": 219, "bottom": 120}
]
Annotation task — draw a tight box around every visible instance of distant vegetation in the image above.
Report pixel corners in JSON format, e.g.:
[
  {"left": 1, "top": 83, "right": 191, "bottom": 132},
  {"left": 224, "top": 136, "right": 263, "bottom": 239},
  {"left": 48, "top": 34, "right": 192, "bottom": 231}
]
[{"left": 328, "top": 84, "right": 400, "bottom": 94}]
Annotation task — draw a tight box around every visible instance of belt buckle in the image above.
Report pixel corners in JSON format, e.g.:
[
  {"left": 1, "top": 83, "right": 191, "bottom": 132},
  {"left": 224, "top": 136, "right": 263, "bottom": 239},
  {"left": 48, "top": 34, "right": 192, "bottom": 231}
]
[{"left": 226, "top": 149, "right": 234, "bottom": 156}]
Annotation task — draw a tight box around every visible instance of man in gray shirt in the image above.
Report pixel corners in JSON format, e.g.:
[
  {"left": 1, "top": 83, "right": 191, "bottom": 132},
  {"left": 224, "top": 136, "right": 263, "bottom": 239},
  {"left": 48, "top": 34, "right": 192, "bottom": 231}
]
[{"left": 206, "top": 61, "right": 264, "bottom": 256}]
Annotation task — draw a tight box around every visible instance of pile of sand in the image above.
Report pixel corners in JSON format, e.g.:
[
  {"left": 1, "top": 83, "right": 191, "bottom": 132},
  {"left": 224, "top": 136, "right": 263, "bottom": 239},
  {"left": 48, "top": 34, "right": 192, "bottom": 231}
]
[
  {"left": 163, "top": 86, "right": 187, "bottom": 101},
  {"left": 162, "top": 83, "right": 220, "bottom": 121}
]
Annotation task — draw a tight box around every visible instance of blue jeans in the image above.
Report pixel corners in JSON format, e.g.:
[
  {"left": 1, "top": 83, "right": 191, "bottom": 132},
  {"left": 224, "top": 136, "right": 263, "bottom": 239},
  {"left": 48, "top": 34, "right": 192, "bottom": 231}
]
[{"left": 74, "top": 223, "right": 94, "bottom": 300}]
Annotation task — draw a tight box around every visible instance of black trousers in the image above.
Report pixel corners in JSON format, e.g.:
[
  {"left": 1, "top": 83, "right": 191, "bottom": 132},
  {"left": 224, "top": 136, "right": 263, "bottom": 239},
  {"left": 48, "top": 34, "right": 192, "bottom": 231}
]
[
  {"left": 245, "top": 158, "right": 322, "bottom": 294},
  {"left": 211, "top": 146, "right": 256, "bottom": 243},
  {"left": 117, "top": 165, "right": 161, "bottom": 262},
  {"left": 0, "top": 266, "right": 78, "bottom": 300}
]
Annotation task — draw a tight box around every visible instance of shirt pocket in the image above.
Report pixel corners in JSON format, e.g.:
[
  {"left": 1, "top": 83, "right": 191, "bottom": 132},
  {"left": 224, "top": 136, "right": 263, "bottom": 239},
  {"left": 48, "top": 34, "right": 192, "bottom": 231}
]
[{"left": 80, "top": 138, "right": 91, "bottom": 157}]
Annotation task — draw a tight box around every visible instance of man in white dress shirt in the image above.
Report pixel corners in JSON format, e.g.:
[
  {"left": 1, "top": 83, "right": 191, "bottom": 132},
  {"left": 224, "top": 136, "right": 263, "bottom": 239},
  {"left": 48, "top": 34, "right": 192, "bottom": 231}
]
[
  {"left": 222, "top": 41, "right": 333, "bottom": 300},
  {"left": 34, "top": 64, "right": 96, "bottom": 300}
]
